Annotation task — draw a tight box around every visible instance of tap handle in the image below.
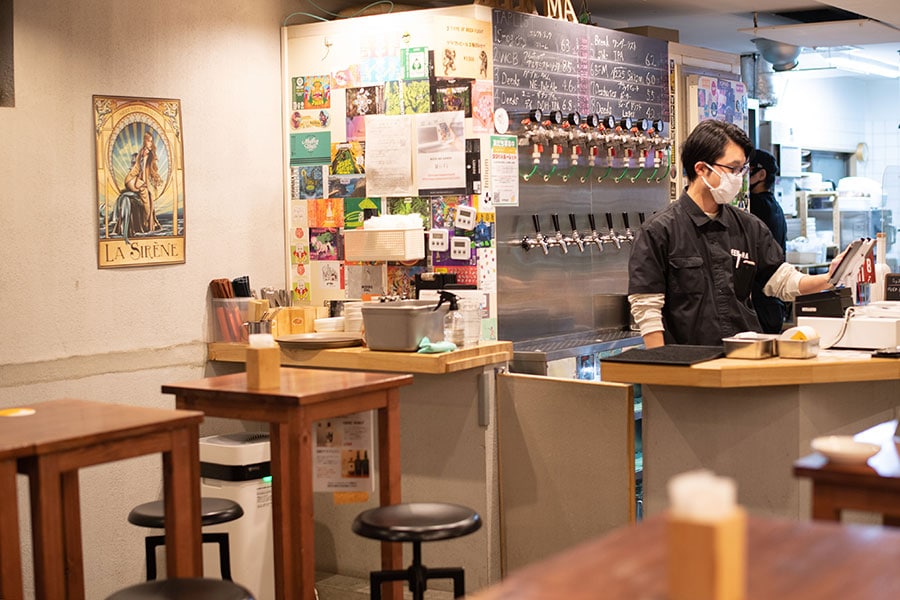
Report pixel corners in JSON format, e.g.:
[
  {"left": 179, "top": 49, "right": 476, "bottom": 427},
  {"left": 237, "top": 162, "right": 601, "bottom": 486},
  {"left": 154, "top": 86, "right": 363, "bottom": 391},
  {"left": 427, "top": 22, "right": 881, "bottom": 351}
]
[
  {"left": 569, "top": 213, "right": 578, "bottom": 231},
  {"left": 622, "top": 212, "right": 630, "bottom": 229},
  {"left": 551, "top": 213, "right": 561, "bottom": 232},
  {"left": 638, "top": 212, "right": 646, "bottom": 224},
  {"left": 605, "top": 212, "right": 614, "bottom": 231},
  {"left": 588, "top": 213, "right": 597, "bottom": 231},
  {"left": 532, "top": 214, "right": 542, "bottom": 233}
]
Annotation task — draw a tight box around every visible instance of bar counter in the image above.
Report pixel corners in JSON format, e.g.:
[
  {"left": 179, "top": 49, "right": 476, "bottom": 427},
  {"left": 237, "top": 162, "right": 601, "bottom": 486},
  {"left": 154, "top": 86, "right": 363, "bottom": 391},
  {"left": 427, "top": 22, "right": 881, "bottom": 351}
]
[
  {"left": 601, "top": 351, "right": 900, "bottom": 519},
  {"left": 207, "top": 340, "right": 513, "bottom": 590}
]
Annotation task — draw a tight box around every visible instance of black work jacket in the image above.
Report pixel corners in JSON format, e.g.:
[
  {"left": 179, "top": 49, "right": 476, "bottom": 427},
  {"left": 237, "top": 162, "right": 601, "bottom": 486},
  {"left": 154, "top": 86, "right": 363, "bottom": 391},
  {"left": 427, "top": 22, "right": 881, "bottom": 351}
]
[{"left": 628, "top": 193, "right": 784, "bottom": 345}]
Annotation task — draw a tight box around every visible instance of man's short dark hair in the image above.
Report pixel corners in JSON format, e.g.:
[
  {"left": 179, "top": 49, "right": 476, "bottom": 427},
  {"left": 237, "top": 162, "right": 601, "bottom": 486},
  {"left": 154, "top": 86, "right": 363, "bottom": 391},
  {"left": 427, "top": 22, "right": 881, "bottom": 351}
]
[{"left": 680, "top": 119, "right": 753, "bottom": 182}]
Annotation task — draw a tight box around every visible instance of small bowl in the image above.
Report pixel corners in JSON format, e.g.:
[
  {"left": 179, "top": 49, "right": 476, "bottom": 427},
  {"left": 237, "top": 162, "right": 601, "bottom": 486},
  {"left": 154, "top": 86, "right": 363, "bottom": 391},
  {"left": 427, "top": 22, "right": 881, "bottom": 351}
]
[{"left": 811, "top": 435, "right": 880, "bottom": 465}]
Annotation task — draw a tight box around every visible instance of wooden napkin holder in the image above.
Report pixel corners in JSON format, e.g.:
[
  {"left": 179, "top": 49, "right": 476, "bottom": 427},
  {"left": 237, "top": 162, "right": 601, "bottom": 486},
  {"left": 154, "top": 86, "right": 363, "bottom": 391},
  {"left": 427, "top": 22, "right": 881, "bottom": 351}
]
[
  {"left": 666, "top": 507, "right": 747, "bottom": 600},
  {"left": 246, "top": 347, "right": 281, "bottom": 390}
]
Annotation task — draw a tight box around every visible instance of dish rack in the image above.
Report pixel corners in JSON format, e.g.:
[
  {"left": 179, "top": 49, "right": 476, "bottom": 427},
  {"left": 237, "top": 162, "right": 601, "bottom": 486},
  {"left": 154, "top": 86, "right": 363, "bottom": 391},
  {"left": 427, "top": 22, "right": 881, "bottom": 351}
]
[{"left": 343, "top": 228, "right": 425, "bottom": 262}]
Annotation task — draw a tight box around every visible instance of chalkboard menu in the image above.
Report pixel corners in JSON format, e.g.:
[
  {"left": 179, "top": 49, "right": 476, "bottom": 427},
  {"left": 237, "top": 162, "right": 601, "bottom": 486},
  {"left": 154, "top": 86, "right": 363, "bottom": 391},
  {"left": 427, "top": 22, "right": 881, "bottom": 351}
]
[{"left": 492, "top": 9, "right": 669, "bottom": 122}]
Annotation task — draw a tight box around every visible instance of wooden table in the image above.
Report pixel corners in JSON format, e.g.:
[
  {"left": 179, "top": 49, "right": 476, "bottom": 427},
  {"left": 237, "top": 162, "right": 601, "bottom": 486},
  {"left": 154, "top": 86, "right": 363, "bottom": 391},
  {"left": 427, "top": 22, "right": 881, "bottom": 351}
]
[
  {"left": 467, "top": 514, "right": 900, "bottom": 599},
  {"left": 601, "top": 352, "right": 900, "bottom": 519},
  {"left": 794, "top": 419, "right": 900, "bottom": 523},
  {"left": 162, "top": 367, "right": 414, "bottom": 600},
  {"left": 0, "top": 398, "right": 204, "bottom": 600}
]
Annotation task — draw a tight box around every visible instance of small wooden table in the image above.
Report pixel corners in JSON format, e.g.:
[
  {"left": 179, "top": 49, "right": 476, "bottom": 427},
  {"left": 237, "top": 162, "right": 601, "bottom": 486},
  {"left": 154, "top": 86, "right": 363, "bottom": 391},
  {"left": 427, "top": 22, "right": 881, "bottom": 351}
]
[
  {"left": 794, "top": 419, "right": 900, "bottom": 523},
  {"left": 0, "top": 398, "right": 204, "bottom": 600},
  {"left": 467, "top": 514, "right": 900, "bottom": 599},
  {"left": 162, "top": 367, "right": 414, "bottom": 600}
]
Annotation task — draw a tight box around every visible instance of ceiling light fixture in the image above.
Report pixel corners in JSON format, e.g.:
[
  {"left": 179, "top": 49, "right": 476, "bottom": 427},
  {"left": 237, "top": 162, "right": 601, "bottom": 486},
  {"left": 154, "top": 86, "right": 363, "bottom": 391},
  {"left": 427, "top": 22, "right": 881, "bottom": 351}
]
[
  {"left": 752, "top": 38, "right": 802, "bottom": 71},
  {"left": 828, "top": 55, "right": 899, "bottom": 78}
]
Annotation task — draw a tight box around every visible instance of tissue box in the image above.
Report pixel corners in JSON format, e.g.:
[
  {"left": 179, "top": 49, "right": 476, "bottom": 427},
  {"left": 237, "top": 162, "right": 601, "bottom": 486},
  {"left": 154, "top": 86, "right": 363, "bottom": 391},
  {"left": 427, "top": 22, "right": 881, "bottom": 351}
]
[
  {"left": 667, "top": 507, "right": 747, "bottom": 600},
  {"left": 344, "top": 228, "right": 425, "bottom": 262}
]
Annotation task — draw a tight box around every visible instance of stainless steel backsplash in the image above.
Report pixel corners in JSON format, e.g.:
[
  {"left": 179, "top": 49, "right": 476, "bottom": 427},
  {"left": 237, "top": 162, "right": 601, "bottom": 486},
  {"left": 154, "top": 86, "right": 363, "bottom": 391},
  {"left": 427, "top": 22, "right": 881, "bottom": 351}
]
[{"left": 495, "top": 175, "right": 668, "bottom": 342}]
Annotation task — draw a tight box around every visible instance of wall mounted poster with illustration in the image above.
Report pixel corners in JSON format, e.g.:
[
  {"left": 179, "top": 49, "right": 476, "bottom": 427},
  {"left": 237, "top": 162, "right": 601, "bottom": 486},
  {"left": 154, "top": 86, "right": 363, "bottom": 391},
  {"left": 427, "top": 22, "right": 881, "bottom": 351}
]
[{"left": 94, "top": 95, "right": 186, "bottom": 268}]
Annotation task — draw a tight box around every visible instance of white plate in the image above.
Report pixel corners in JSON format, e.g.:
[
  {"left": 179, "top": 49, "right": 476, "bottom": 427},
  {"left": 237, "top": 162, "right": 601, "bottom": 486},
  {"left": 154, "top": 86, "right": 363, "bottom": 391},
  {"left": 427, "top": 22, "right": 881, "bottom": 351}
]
[{"left": 811, "top": 436, "right": 880, "bottom": 465}]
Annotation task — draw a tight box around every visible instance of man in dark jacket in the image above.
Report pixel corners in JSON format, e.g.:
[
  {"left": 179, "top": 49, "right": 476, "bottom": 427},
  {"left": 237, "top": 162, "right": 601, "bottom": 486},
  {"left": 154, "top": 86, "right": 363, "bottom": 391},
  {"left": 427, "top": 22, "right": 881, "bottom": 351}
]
[{"left": 748, "top": 149, "right": 787, "bottom": 333}]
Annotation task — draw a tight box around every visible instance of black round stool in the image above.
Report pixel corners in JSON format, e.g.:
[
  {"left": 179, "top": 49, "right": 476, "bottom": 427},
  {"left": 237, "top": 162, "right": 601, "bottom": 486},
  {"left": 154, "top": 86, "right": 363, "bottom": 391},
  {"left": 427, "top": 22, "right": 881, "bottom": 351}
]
[
  {"left": 105, "top": 577, "right": 254, "bottom": 600},
  {"left": 127, "top": 498, "right": 244, "bottom": 581},
  {"left": 352, "top": 502, "right": 482, "bottom": 600}
]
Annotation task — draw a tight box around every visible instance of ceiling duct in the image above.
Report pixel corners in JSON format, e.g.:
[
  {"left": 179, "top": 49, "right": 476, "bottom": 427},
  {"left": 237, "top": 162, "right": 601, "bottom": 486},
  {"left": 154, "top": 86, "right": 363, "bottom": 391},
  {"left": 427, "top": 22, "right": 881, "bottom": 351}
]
[
  {"left": 741, "top": 53, "right": 778, "bottom": 108},
  {"left": 752, "top": 37, "right": 802, "bottom": 72}
]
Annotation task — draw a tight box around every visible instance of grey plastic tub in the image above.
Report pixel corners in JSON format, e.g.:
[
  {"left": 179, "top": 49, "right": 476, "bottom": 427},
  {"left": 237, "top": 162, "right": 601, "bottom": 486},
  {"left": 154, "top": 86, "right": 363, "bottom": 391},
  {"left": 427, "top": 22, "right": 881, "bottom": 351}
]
[{"left": 361, "top": 300, "right": 449, "bottom": 351}]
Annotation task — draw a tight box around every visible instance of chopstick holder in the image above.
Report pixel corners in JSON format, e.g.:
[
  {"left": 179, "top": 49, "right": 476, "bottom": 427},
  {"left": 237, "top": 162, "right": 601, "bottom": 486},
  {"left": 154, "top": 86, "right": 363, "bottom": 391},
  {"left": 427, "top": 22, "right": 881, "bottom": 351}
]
[{"left": 666, "top": 470, "right": 746, "bottom": 600}]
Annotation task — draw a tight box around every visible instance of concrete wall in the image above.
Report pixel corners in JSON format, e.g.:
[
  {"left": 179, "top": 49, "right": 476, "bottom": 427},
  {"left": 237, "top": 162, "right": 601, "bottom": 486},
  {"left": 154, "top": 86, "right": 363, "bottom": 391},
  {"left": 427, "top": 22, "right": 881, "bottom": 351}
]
[{"left": 0, "top": 1, "right": 297, "bottom": 597}]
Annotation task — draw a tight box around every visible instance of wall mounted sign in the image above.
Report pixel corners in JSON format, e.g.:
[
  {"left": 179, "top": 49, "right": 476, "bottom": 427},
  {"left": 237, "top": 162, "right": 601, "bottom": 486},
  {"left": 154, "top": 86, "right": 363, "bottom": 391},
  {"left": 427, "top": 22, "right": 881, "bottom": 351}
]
[{"left": 94, "top": 95, "right": 186, "bottom": 268}]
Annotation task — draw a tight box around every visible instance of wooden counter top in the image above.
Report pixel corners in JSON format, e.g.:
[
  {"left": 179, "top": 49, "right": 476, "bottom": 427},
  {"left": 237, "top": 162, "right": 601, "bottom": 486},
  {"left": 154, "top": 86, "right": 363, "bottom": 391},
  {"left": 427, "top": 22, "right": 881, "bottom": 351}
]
[
  {"left": 208, "top": 340, "right": 512, "bottom": 375},
  {"left": 601, "top": 352, "right": 900, "bottom": 388}
]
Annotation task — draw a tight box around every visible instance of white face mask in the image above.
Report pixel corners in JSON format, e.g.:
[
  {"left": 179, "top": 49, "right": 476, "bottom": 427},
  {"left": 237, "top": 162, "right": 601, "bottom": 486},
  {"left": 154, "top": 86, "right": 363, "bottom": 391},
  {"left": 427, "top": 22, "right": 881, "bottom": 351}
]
[{"left": 701, "top": 163, "right": 743, "bottom": 205}]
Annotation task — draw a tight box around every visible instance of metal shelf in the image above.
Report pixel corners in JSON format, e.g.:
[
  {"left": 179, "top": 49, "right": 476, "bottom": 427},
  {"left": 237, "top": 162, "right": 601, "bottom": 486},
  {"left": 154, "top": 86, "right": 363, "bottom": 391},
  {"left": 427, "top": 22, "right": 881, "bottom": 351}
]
[{"left": 796, "top": 190, "right": 840, "bottom": 244}]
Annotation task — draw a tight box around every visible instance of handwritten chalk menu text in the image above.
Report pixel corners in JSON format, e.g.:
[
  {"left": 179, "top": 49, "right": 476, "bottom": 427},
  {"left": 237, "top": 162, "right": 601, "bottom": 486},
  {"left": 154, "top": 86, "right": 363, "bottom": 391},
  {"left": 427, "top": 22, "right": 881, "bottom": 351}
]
[{"left": 492, "top": 9, "right": 668, "bottom": 122}]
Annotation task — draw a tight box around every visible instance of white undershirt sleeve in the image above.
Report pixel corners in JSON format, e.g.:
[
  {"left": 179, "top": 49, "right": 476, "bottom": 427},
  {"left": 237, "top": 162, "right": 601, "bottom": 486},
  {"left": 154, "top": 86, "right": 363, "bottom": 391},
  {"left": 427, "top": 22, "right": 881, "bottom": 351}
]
[
  {"left": 763, "top": 262, "right": 805, "bottom": 301},
  {"left": 628, "top": 293, "right": 665, "bottom": 337}
]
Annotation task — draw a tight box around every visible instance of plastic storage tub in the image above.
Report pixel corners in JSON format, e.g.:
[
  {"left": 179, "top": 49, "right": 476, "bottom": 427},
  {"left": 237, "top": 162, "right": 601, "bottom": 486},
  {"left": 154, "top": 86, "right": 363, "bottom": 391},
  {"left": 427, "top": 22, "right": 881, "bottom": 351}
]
[{"left": 361, "top": 300, "right": 448, "bottom": 351}]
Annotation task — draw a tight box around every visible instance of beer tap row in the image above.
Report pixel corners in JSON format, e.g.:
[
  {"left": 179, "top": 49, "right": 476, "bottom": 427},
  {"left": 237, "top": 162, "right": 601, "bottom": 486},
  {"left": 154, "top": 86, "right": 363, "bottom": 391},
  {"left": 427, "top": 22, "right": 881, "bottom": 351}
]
[
  {"left": 514, "top": 109, "right": 672, "bottom": 184},
  {"left": 521, "top": 212, "right": 646, "bottom": 255}
]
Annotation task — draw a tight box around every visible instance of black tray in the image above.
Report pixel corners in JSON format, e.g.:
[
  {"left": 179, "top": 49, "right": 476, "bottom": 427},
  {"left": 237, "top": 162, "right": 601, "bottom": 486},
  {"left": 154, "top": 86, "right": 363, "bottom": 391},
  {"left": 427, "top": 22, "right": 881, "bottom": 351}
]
[{"left": 601, "top": 345, "right": 724, "bottom": 366}]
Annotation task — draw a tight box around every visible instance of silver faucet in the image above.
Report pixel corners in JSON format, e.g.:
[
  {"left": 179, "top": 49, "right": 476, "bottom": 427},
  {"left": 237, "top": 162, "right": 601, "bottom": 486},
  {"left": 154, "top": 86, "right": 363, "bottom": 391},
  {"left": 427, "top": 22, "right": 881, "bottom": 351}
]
[
  {"left": 585, "top": 213, "right": 604, "bottom": 251},
  {"left": 568, "top": 213, "right": 585, "bottom": 252},
  {"left": 602, "top": 213, "right": 622, "bottom": 250},
  {"left": 521, "top": 214, "right": 550, "bottom": 255},
  {"left": 549, "top": 214, "right": 570, "bottom": 254}
]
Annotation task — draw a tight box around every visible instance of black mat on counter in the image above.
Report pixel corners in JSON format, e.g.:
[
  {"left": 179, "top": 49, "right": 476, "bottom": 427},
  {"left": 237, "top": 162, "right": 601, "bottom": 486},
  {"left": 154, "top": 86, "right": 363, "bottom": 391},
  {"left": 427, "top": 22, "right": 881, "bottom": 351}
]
[{"left": 601, "top": 345, "right": 724, "bottom": 366}]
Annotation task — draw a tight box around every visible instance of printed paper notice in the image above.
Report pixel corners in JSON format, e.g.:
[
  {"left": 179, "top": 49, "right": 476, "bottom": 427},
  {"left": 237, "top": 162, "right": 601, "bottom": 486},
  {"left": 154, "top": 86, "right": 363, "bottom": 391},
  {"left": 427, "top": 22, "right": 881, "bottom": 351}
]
[
  {"left": 365, "top": 115, "right": 414, "bottom": 196},
  {"left": 415, "top": 112, "right": 466, "bottom": 195},
  {"left": 490, "top": 135, "right": 519, "bottom": 206},
  {"left": 313, "top": 411, "right": 374, "bottom": 492}
]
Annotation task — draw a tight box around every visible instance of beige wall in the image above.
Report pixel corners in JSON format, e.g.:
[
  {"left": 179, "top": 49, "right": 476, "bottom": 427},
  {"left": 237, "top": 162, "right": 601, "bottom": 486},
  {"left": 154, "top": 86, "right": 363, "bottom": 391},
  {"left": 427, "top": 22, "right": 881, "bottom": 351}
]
[{"left": 0, "top": 1, "right": 298, "bottom": 597}]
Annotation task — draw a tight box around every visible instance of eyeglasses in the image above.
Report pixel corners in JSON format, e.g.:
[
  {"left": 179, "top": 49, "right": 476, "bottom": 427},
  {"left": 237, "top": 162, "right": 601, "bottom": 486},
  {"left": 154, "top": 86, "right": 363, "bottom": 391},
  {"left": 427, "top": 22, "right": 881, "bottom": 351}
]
[{"left": 711, "top": 162, "right": 750, "bottom": 176}]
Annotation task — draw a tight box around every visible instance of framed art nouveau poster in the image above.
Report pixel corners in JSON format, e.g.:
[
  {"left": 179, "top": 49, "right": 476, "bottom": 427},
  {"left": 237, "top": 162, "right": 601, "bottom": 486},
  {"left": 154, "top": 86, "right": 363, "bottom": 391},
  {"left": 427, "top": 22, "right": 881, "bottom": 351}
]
[{"left": 94, "top": 95, "right": 186, "bottom": 268}]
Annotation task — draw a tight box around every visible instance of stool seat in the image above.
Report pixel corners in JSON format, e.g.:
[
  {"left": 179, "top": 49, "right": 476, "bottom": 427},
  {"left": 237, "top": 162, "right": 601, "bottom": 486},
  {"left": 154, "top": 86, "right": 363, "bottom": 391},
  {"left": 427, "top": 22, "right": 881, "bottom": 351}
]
[
  {"left": 353, "top": 502, "right": 481, "bottom": 543},
  {"left": 127, "top": 498, "right": 244, "bottom": 581},
  {"left": 105, "top": 577, "right": 254, "bottom": 600},
  {"left": 353, "top": 503, "right": 482, "bottom": 600},
  {"left": 128, "top": 497, "right": 243, "bottom": 529}
]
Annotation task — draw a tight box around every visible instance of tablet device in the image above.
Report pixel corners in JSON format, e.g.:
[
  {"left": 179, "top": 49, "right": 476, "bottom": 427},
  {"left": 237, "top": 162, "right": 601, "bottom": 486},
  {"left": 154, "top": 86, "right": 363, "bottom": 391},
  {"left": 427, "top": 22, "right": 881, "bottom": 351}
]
[{"left": 829, "top": 238, "right": 875, "bottom": 288}]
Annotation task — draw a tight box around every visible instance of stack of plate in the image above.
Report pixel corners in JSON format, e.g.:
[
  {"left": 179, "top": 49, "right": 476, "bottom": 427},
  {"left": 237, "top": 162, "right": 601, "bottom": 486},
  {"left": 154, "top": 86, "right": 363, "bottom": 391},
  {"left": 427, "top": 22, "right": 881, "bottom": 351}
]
[
  {"left": 314, "top": 317, "right": 345, "bottom": 332},
  {"left": 343, "top": 302, "right": 364, "bottom": 333}
]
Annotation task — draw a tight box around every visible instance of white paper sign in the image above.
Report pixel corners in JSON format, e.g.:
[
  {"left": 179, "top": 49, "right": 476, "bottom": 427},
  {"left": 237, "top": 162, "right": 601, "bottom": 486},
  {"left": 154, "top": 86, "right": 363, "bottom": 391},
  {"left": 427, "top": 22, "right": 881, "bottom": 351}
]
[
  {"left": 489, "top": 135, "right": 519, "bottom": 206},
  {"left": 415, "top": 112, "right": 467, "bottom": 195},
  {"left": 313, "top": 411, "right": 374, "bottom": 492},
  {"left": 365, "top": 114, "right": 414, "bottom": 196}
]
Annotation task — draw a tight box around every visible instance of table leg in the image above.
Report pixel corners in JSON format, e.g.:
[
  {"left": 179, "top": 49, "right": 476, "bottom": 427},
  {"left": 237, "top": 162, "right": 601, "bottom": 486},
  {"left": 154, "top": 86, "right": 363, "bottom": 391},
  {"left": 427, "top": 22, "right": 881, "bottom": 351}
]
[
  {"left": 810, "top": 484, "right": 843, "bottom": 522},
  {"left": 26, "top": 455, "right": 68, "bottom": 600},
  {"left": 378, "top": 390, "right": 403, "bottom": 600},
  {"left": 269, "top": 420, "right": 307, "bottom": 600},
  {"left": 61, "top": 470, "right": 85, "bottom": 600},
  {"left": 0, "top": 459, "right": 23, "bottom": 600},
  {"left": 163, "top": 426, "right": 203, "bottom": 578}
]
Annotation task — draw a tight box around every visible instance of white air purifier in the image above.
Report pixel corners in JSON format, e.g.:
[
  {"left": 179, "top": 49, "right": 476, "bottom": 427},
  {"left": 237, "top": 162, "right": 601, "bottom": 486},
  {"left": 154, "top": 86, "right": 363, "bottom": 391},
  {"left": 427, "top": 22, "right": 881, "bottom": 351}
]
[{"left": 199, "top": 431, "right": 274, "bottom": 600}]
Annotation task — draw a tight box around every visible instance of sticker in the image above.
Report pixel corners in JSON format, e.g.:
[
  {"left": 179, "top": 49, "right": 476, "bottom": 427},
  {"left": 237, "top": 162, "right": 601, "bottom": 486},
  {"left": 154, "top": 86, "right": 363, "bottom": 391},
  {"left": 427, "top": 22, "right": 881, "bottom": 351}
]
[
  {"left": 493, "top": 108, "right": 509, "bottom": 134},
  {"left": 0, "top": 407, "right": 36, "bottom": 417}
]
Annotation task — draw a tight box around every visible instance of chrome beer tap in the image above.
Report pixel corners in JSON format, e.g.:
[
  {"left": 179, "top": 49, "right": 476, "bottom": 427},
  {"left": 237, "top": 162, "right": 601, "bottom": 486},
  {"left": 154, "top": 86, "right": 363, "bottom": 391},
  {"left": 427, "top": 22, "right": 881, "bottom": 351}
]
[
  {"left": 568, "top": 213, "right": 585, "bottom": 252},
  {"left": 521, "top": 214, "right": 550, "bottom": 255},
  {"left": 602, "top": 212, "right": 622, "bottom": 250},
  {"left": 621, "top": 212, "right": 635, "bottom": 243},
  {"left": 585, "top": 213, "right": 604, "bottom": 251},
  {"left": 549, "top": 213, "right": 570, "bottom": 254}
]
